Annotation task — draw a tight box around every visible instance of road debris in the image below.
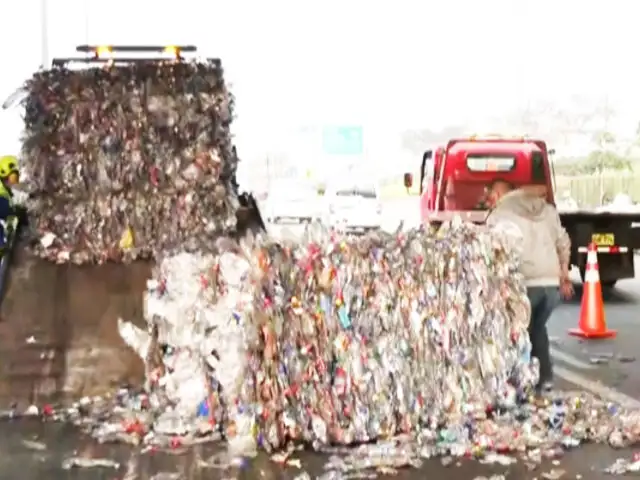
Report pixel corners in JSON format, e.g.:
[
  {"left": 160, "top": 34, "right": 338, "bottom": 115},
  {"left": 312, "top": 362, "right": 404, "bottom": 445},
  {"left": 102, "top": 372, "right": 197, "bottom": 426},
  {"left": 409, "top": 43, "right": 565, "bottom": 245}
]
[
  {"left": 61, "top": 456, "right": 121, "bottom": 469},
  {"left": 617, "top": 355, "right": 635, "bottom": 363},
  {"left": 605, "top": 456, "right": 640, "bottom": 474},
  {"left": 21, "top": 439, "right": 46, "bottom": 451}
]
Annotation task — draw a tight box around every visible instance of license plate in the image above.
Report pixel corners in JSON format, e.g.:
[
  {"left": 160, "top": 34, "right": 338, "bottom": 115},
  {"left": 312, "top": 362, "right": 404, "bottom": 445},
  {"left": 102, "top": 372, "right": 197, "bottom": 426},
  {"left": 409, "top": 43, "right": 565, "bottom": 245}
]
[{"left": 592, "top": 233, "right": 615, "bottom": 246}]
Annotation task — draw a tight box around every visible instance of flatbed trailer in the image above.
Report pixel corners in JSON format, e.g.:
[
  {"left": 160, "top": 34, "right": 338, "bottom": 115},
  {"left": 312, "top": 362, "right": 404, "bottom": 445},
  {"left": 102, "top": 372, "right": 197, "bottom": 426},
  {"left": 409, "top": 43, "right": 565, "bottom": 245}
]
[{"left": 560, "top": 210, "right": 640, "bottom": 286}]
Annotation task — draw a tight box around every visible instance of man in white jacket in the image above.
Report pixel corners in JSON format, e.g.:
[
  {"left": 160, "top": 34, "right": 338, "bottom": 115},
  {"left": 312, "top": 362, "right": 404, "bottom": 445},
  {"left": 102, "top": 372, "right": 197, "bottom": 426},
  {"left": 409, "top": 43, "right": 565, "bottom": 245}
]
[{"left": 486, "top": 179, "right": 573, "bottom": 392}]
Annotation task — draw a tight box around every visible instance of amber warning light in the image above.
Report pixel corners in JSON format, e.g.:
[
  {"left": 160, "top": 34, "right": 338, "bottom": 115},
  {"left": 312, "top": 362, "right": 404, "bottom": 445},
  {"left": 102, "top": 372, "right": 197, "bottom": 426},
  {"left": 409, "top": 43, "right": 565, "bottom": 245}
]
[
  {"left": 76, "top": 45, "right": 197, "bottom": 60},
  {"left": 95, "top": 46, "right": 112, "bottom": 58},
  {"left": 163, "top": 46, "right": 179, "bottom": 57}
]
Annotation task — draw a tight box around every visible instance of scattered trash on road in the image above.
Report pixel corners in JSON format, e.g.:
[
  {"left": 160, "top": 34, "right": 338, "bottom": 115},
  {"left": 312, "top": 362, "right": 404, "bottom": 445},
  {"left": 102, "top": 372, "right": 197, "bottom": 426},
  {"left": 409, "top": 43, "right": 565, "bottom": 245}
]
[
  {"left": 605, "top": 453, "right": 640, "bottom": 474},
  {"left": 61, "top": 456, "right": 120, "bottom": 470},
  {"left": 617, "top": 355, "right": 636, "bottom": 363},
  {"left": 21, "top": 439, "right": 46, "bottom": 451}
]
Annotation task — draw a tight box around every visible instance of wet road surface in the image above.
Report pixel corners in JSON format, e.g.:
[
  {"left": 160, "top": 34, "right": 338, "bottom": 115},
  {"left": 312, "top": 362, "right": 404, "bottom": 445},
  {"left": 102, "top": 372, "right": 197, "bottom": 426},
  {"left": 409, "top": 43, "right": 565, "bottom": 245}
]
[
  {"left": 548, "top": 261, "right": 640, "bottom": 405},
  {"left": 3, "top": 419, "right": 639, "bottom": 479}
]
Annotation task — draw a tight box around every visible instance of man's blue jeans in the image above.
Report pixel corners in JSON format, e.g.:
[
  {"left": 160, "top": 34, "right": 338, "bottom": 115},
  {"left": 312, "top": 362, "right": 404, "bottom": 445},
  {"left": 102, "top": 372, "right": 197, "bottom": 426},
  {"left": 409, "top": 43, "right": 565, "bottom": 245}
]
[{"left": 527, "top": 286, "right": 560, "bottom": 385}]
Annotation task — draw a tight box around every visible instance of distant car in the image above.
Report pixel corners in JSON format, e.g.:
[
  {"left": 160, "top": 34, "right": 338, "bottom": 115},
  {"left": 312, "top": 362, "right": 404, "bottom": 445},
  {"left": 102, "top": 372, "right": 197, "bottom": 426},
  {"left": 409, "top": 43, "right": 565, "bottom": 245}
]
[
  {"left": 323, "top": 184, "right": 382, "bottom": 232},
  {"left": 265, "top": 184, "right": 319, "bottom": 223}
]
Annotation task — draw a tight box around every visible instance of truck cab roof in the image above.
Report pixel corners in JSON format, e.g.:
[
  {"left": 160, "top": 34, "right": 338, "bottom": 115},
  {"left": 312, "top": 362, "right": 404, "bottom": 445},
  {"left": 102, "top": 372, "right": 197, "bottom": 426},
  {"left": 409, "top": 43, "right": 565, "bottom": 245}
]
[{"left": 448, "top": 140, "right": 543, "bottom": 155}]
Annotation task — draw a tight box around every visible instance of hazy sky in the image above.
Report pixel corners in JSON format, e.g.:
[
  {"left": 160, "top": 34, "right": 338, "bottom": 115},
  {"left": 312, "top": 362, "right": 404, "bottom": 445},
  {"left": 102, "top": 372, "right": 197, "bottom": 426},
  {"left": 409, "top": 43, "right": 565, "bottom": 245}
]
[{"left": 0, "top": 0, "right": 638, "bottom": 158}]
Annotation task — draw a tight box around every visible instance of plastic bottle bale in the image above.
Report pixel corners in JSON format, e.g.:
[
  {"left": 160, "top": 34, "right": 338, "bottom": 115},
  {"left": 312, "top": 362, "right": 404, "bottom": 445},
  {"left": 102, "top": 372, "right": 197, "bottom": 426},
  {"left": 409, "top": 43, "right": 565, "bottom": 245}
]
[
  {"left": 139, "top": 253, "right": 223, "bottom": 434},
  {"left": 20, "top": 58, "right": 242, "bottom": 264},
  {"left": 120, "top": 249, "right": 257, "bottom": 444},
  {"left": 113, "top": 221, "right": 533, "bottom": 453},
  {"left": 232, "top": 222, "right": 535, "bottom": 450},
  {"left": 29, "top": 190, "right": 144, "bottom": 264}
]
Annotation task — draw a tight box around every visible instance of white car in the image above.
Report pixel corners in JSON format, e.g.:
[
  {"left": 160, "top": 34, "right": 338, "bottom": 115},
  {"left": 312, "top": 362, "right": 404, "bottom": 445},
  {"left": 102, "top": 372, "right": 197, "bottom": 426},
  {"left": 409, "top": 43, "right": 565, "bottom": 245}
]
[
  {"left": 265, "top": 184, "right": 319, "bottom": 223},
  {"left": 323, "top": 184, "right": 382, "bottom": 232}
]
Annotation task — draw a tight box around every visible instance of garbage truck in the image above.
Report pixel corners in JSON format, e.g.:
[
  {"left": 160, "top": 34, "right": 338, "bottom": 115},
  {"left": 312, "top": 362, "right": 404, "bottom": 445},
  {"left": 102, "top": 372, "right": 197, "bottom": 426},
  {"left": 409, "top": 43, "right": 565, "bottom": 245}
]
[
  {"left": 403, "top": 135, "right": 640, "bottom": 287},
  {"left": 0, "top": 45, "right": 265, "bottom": 407}
]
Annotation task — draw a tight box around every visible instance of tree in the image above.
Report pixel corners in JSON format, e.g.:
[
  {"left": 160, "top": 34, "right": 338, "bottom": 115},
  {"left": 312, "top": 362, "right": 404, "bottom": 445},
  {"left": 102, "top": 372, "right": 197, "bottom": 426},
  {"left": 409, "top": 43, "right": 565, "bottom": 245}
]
[{"left": 583, "top": 150, "right": 632, "bottom": 173}]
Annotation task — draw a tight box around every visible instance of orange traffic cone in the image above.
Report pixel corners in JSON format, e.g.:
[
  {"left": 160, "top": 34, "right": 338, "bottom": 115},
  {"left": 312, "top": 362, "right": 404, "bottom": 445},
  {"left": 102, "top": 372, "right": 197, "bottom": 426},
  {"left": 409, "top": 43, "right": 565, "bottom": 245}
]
[{"left": 568, "top": 243, "right": 616, "bottom": 339}]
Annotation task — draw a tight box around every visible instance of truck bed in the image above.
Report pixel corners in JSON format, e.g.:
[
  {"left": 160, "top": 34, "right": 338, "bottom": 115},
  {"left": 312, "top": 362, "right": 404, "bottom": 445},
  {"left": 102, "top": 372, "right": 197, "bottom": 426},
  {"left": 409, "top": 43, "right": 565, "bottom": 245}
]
[
  {"left": 559, "top": 210, "right": 640, "bottom": 284},
  {"left": 559, "top": 210, "right": 640, "bottom": 223},
  {"left": 560, "top": 210, "right": 640, "bottom": 251}
]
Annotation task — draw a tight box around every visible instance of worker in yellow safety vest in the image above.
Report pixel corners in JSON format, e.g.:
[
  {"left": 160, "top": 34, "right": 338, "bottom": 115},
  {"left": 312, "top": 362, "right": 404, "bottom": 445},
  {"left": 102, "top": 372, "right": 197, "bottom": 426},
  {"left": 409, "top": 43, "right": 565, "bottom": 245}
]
[{"left": 0, "top": 155, "right": 23, "bottom": 250}]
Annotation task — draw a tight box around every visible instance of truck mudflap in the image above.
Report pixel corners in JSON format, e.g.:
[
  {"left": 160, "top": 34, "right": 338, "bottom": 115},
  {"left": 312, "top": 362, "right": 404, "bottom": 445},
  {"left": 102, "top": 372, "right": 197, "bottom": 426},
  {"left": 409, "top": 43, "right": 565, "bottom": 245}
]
[{"left": 0, "top": 249, "right": 148, "bottom": 408}]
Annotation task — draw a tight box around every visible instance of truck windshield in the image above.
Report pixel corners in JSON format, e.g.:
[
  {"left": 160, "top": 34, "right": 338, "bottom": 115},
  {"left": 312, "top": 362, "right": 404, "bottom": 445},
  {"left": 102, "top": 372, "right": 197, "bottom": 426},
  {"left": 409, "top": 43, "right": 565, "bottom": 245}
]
[{"left": 466, "top": 154, "right": 516, "bottom": 172}]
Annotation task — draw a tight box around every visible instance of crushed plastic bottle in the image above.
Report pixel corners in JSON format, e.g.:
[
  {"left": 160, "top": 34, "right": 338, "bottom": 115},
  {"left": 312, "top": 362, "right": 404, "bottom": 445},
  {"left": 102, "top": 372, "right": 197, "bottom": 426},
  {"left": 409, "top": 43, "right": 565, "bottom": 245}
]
[
  {"left": 62, "top": 457, "right": 121, "bottom": 469},
  {"left": 548, "top": 399, "right": 567, "bottom": 430}
]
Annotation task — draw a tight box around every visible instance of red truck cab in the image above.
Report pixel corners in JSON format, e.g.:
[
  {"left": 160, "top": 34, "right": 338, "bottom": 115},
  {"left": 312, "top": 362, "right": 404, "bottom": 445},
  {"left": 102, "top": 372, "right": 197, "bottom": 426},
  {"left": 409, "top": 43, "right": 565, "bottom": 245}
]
[{"left": 407, "top": 136, "right": 555, "bottom": 223}]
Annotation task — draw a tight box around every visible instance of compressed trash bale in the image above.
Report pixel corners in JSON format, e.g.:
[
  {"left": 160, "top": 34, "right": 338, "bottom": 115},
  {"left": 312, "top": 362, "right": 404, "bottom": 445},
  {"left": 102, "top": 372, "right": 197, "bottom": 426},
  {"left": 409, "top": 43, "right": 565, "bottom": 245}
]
[
  {"left": 117, "top": 220, "right": 537, "bottom": 453},
  {"left": 20, "top": 60, "right": 240, "bottom": 263},
  {"left": 29, "top": 186, "right": 237, "bottom": 264}
]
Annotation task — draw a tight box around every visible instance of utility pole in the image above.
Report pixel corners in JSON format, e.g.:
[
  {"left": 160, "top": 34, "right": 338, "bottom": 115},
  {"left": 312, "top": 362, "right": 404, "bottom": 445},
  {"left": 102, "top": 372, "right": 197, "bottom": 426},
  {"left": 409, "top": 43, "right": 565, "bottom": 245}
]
[
  {"left": 266, "top": 155, "right": 271, "bottom": 194},
  {"left": 40, "top": 0, "right": 49, "bottom": 68},
  {"left": 84, "top": 0, "right": 90, "bottom": 46}
]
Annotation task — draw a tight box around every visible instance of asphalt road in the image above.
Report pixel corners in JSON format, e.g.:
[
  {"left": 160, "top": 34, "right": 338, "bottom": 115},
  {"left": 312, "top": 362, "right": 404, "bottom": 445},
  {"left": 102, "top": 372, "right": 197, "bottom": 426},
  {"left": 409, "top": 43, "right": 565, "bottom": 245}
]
[
  {"left": 547, "top": 260, "right": 640, "bottom": 404},
  {"left": 2, "top": 422, "right": 639, "bottom": 479},
  {"left": 3, "top": 205, "right": 640, "bottom": 479}
]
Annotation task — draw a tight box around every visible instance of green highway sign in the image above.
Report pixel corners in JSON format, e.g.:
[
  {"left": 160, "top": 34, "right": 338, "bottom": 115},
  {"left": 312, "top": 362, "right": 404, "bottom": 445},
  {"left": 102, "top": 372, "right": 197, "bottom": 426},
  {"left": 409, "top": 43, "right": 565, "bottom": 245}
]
[{"left": 322, "top": 126, "right": 363, "bottom": 155}]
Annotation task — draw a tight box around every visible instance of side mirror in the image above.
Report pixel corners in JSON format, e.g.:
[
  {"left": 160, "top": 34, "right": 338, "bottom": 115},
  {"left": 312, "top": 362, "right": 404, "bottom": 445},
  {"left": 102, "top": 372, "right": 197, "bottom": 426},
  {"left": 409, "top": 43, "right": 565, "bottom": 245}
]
[{"left": 403, "top": 173, "right": 413, "bottom": 189}]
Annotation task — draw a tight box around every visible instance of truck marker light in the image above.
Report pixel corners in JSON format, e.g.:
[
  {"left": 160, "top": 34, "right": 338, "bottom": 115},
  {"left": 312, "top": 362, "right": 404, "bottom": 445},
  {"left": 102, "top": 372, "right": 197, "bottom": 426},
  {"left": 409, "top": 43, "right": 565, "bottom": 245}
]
[{"left": 95, "top": 46, "right": 113, "bottom": 58}]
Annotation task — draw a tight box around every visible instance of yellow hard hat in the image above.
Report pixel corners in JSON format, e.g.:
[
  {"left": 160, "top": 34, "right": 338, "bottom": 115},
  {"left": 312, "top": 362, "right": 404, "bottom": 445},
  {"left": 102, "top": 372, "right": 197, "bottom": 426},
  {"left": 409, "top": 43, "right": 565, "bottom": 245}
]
[{"left": 0, "top": 155, "right": 19, "bottom": 179}]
